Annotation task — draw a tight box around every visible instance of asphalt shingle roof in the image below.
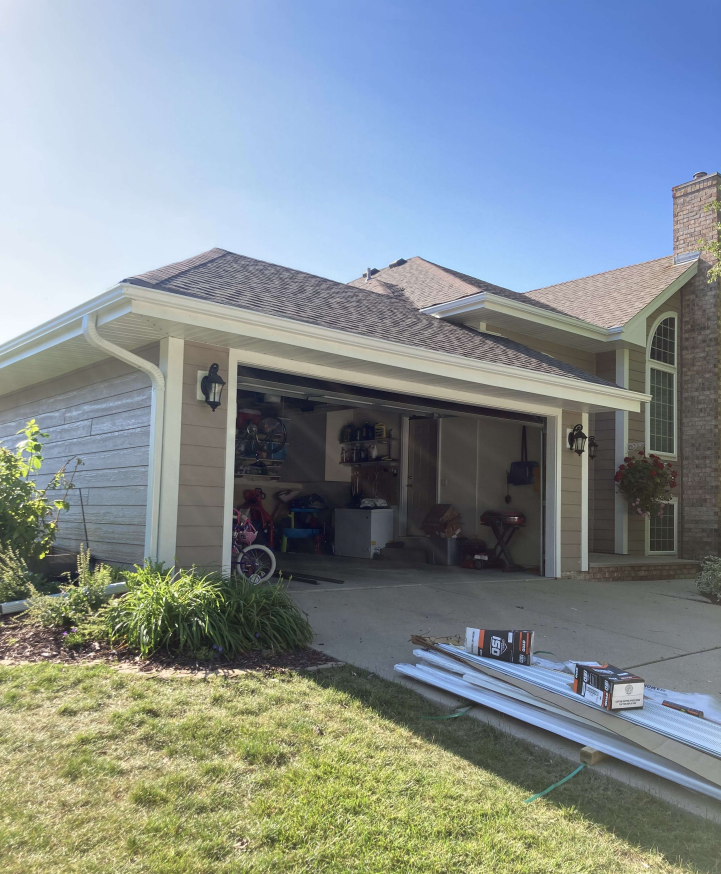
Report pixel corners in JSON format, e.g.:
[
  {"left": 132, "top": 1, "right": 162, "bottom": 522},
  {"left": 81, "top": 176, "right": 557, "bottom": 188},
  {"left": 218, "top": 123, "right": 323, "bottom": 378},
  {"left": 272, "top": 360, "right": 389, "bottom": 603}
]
[
  {"left": 524, "top": 255, "right": 694, "bottom": 328},
  {"left": 349, "top": 257, "right": 582, "bottom": 318},
  {"left": 352, "top": 254, "right": 695, "bottom": 329},
  {"left": 124, "top": 249, "right": 614, "bottom": 386}
]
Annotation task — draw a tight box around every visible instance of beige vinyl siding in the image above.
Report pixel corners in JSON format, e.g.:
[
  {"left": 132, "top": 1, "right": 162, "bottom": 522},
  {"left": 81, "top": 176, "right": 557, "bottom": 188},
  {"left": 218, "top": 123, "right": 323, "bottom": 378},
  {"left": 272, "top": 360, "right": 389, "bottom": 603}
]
[
  {"left": 176, "top": 342, "right": 230, "bottom": 568},
  {"left": 590, "top": 351, "right": 616, "bottom": 553},
  {"left": 561, "top": 410, "right": 583, "bottom": 574},
  {"left": 485, "top": 329, "right": 597, "bottom": 375},
  {"left": 0, "top": 347, "right": 158, "bottom": 565}
]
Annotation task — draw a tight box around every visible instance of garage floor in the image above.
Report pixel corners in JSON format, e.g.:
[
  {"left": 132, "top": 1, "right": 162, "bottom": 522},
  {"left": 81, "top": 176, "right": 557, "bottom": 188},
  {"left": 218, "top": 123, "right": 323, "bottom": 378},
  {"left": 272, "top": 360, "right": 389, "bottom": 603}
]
[{"left": 280, "top": 554, "right": 721, "bottom": 697}]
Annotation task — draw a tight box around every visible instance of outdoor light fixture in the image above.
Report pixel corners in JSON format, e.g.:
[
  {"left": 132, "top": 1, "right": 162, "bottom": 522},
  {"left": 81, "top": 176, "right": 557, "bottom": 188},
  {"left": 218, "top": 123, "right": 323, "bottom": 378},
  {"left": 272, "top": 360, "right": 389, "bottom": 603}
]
[
  {"left": 201, "top": 363, "right": 226, "bottom": 412},
  {"left": 567, "top": 424, "right": 588, "bottom": 456},
  {"left": 588, "top": 435, "right": 599, "bottom": 461}
]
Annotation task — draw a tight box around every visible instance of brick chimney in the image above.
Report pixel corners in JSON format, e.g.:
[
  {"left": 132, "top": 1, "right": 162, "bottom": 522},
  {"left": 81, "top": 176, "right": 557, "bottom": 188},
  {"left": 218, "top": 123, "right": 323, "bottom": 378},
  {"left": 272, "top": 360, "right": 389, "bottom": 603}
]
[{"left": 673, "top": 172, "right": 721, "bottom": 558}]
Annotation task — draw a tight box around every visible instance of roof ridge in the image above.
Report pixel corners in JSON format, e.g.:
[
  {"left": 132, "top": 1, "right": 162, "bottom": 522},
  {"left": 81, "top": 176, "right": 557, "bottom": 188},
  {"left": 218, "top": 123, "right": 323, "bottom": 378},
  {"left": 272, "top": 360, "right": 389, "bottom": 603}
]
[
  {"left": 125, "top": 248, "right": 229, "bottom": 285},
  {"left": 526, "top": 254, "right": 674, "bottom": 296}
]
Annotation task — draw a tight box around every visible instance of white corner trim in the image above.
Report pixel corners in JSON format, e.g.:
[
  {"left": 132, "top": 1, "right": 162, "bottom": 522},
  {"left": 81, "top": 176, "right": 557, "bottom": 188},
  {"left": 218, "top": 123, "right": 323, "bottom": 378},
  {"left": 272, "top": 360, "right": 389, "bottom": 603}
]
[
  {"left": 221, "top": 351, "right": 240, "bottom": 574},
  {"left": 545, "top": 412, "right": 563, "bottom": 578},
  {"left": 81, "top": 312, "right": 165, "bottom": 560},
  {"left": 581, "top": 411, "right": 589, "bottom": 572}
]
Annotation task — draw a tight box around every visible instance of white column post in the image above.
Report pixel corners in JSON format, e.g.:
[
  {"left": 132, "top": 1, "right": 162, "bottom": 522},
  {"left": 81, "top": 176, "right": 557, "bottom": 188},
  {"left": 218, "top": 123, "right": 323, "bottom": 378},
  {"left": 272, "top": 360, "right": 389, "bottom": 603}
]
[
  {"left": 614, "top": 349, "right": 629, "bottom": 554},
  {"left": 221, "top": 350, "right": 240, "bottom": 573},
  {"left": 581, "top": 410, "right": 589, "bottom": 572},
  {"left": 156, "top": 337, "right": 184, "bottom": 567},
  {"left": 544, "top": 411, "right": 563, "bottom": 578}
]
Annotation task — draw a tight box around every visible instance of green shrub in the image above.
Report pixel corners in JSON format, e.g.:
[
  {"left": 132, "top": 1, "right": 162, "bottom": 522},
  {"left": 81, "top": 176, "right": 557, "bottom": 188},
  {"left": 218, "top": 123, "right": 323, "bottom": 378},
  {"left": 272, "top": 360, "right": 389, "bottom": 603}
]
[
  {"left": 0, "top": 420, "right": 81, "bottom": 561},
  {"left": 696, "top": 556, "right": 721, "bottom": 600},
  {"left": 106, "top": 566, "right": 312, "bottom": 657},
  {"left": 0, "top": 547, "right": 45, "bottom": 603},
  {"left": 26, "top": 546, "right": 114, "bottom": 628}
]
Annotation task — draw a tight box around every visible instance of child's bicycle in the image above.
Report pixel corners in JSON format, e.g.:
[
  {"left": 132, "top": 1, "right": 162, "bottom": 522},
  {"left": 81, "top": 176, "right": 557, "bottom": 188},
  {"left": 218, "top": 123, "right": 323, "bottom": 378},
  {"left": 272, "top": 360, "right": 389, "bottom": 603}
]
[{"left": 231, "top": 509, "right": 277, "bottom": 583}]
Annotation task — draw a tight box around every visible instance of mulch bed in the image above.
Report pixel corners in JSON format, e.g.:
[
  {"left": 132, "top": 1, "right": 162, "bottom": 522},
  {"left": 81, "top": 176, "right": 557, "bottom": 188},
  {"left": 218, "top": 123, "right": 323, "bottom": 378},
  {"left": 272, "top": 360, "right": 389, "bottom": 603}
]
[{"left": 0, "top": 615, "right": 338, "bottom": 675}]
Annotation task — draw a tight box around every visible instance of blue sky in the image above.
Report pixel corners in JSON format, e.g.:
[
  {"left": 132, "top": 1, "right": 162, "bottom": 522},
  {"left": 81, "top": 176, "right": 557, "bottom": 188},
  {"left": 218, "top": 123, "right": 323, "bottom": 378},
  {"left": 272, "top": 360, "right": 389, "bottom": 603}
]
[{"left": 1, "top": 0, "right": 719, "bottom": 343}]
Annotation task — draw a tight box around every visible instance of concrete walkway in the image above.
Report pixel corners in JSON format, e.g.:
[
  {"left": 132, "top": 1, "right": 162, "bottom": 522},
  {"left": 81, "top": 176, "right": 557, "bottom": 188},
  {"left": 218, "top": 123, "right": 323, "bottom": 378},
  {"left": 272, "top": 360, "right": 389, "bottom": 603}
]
[{"left": 281, "top": 554, "right": 721, "bottom": 696}]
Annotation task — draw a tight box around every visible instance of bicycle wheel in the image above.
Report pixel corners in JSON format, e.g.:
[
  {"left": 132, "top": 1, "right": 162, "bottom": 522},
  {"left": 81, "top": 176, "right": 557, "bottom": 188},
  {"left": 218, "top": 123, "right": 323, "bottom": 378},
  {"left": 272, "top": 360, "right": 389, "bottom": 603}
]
[
  {"left": 238, "top": 544, "right": 276, "bottom": 584},
  {"left": 256, "top": 417, "right": 287, "bottom": 453}
]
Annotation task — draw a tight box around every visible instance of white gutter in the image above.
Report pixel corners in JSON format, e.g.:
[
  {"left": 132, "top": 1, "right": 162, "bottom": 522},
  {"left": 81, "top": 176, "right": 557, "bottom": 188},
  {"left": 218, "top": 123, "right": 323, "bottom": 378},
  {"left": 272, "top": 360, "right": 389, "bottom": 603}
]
[{"left": 81, "top": 313, "right": 164, "bottom": 560}]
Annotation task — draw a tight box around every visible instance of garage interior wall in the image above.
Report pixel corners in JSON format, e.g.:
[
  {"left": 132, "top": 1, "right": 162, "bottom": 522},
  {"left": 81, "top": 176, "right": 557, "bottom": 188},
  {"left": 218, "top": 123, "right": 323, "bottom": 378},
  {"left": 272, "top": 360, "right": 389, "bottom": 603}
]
[
  {"left": 438, "top": 417, "right": 542, "bottom": 566},
  {"left": 0, "top": 345, "right": 159, "bottom": 566}
]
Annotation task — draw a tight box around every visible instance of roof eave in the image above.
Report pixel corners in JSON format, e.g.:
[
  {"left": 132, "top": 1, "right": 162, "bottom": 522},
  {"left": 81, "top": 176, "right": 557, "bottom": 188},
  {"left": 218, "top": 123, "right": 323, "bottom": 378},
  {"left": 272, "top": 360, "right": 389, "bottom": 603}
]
[{"left": 422, "top": 260, "right": 698, "bottom": 352}]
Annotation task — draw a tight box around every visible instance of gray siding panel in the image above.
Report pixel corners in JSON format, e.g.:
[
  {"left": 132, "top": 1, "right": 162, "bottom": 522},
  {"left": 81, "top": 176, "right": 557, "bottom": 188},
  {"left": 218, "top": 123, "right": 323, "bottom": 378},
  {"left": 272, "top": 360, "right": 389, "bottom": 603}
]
[{"left": 0, "top": 347, "right": 158, "bottom": 566}]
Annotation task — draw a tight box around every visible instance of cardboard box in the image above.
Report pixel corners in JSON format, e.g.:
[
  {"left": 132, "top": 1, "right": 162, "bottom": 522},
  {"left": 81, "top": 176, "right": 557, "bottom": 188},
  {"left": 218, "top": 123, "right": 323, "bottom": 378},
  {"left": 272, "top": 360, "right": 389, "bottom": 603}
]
[
  {"left": 573, "top": 664, "right": 644, "bottom": 711},
  {"left": 465, "top": 628, "right": 534, "bottom": 665}
]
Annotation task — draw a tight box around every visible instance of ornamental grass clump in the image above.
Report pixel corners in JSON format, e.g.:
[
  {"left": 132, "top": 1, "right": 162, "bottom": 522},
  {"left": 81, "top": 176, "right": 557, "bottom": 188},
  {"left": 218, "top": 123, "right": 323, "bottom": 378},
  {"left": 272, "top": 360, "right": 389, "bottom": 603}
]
[
  {"left": 105, "top": 565, "right": 312, "bottom": 658},
  {"left": 614, "top": 451, "right": 677, "bottom": 517}
]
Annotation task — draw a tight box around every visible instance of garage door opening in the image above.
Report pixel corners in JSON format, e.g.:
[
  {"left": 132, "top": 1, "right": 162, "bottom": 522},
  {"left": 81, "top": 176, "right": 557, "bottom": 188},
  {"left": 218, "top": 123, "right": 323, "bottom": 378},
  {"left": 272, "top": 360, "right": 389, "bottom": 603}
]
[{"left": 230, "top": 366, "right": 546, "bottom": 578}]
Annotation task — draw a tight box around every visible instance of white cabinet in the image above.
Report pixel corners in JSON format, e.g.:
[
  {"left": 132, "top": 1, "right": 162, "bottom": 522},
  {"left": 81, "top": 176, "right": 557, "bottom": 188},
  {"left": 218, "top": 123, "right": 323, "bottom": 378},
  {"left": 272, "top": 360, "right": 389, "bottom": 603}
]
[{"left": 334, "top": 508, "right": 395, "bottom": 559}]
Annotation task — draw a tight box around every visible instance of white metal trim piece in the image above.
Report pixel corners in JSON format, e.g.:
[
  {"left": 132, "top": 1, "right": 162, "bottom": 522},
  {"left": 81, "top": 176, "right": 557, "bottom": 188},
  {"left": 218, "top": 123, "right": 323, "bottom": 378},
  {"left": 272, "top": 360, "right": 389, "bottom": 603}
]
[
  {"left": 395, "top": 662, "right": 721, "bottom": 802},
  {"left": 436, "top": 646, "right": 721, "bottom": 759}
]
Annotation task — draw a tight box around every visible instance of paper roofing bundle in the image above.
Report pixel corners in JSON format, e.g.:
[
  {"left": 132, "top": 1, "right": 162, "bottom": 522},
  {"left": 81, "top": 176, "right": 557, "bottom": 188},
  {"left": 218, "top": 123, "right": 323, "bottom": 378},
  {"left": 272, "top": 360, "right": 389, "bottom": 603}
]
[{"left": 397, "top": 635, "right": 721, "bottom": 802}]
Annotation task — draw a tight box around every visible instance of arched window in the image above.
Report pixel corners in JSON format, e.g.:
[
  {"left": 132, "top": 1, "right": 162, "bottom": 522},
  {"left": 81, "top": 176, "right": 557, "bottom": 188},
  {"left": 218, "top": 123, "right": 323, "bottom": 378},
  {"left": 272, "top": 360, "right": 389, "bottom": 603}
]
[{"left": 647, "top": 314, "right": 677, "bottom": 456}]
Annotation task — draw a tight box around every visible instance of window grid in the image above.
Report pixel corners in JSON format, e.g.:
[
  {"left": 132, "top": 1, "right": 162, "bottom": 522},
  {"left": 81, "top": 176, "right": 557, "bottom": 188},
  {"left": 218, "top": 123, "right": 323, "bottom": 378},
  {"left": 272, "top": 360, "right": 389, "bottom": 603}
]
[
  {"left": 649, "top": 503, "right": 675, "bottom": 553},
  {"left": 649, "top": 368, "right": 675, "bottom": 454},
  {"left": 650, "top": 317, "right": 676, "bottom": 365}
]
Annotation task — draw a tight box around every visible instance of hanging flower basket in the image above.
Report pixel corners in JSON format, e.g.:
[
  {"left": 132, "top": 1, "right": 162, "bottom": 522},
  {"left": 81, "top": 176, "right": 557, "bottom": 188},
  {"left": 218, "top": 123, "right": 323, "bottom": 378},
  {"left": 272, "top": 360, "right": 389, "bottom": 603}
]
[{"left": 614, "top": 452, "right": 677, "bottom": 517}]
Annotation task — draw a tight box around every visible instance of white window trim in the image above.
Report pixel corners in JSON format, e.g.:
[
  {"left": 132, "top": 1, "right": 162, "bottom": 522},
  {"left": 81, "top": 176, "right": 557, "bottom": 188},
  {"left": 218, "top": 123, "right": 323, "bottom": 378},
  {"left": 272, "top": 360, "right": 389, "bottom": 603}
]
[
  {"left": 645, "top": 496, "right": 678, "bottom": 556},
  {"left": 645, "top": 311, "right": 678, "bottom": 460}
]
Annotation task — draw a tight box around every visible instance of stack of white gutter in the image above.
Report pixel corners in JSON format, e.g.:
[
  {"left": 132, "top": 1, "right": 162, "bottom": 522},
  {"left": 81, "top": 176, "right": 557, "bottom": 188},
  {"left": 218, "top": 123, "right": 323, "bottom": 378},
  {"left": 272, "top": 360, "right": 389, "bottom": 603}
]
[{"left": 395, "top": 644, "right": 721, "bottom": 803}]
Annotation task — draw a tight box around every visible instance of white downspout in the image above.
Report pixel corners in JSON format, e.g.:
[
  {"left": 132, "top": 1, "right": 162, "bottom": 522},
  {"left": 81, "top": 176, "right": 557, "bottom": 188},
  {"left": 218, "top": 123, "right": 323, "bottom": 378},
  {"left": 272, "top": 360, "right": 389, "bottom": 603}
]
[{"left": 82, "top": 313, "right": 165, "bottom": 560}]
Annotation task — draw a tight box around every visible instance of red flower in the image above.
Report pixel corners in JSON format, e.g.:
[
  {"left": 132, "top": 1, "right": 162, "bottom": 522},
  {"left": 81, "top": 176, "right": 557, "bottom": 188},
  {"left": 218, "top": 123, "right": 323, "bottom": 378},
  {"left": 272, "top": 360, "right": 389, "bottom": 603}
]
[
  {"left": 628, "top": 461, "right": 634, "bottom": 467},
  {"left": 624, "top": 456, "right": 631, "bottom": 463},
  {"left": 650, "top": 469, "right": 657, "bottom": 477},
  {"left": 672, "top": 471, "right": 678, "bottom": 477},
  {"left": 666, "top": 463, "right": 672, "bottom": 468},
  {"left": 670, "top": 481, "right": 677, "bottom": 488},
  {"left": 619, "top": 464, "right": 626, "bottom": 471},
  {"left": 614, "top": 472, "right": 622, "bottom": 482},
  {"left": 638, "top": 451, "right": 644, "bottom": 455}
]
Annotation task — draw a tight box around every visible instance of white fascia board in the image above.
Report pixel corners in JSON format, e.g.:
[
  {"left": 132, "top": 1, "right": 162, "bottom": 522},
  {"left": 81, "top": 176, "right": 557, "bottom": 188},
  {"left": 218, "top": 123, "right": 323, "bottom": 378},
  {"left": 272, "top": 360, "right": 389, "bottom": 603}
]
[
  {"left": 621, "top": 261, "right": 697, "bottom": 345},
  {"left": 0, "top": 288, "right": 130, "bottom": 368},
  {"left": 422, "top": 292, "right": 609, "bottom": 343},
  {"left": 122, "top": 284, "right": 647, "bottom": 413}
]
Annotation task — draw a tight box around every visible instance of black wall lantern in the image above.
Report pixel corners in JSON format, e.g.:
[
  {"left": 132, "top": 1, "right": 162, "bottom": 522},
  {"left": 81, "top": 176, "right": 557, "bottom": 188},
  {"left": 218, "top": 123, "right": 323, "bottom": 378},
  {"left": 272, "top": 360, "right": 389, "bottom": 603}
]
[
  {"left": 201, "top": 363, "right": 226, "bottom": 412},
  {"left": 588, "top": 435, "right": 599, "bottom": 461},
  {"left": 567, "top": 424, "right": 588, "bottom": 456}
]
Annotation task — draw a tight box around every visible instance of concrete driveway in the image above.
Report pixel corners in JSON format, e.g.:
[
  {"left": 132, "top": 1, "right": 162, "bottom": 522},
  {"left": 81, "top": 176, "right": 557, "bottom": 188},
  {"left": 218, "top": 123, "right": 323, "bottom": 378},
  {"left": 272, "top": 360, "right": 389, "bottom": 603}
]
[{"left": 281, "top": 554, "right": 721, "bottom": 697}]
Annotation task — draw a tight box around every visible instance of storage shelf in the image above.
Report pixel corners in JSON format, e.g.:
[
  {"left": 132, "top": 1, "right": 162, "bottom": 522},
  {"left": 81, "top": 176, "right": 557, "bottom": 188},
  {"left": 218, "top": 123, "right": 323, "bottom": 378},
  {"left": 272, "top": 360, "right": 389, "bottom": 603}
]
[
  {"left": 339, "top": 438, "right": 394, "bottom": 445},
  {"left": 339, "top": 460, "right": 399, "bottom": 467}
]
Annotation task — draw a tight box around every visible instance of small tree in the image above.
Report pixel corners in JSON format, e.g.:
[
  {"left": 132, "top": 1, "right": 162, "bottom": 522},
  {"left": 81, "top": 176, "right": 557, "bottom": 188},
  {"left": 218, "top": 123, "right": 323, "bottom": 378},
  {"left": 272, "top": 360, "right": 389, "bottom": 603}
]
[
  {"left": 614, "top": 451, "right": 677, "bottom": 517},
  {"left": 0, "top": 420, "right": 81, "bottom": 561},
  {"left": 697, "top": 200, "right": 721, "bottom": 285}
]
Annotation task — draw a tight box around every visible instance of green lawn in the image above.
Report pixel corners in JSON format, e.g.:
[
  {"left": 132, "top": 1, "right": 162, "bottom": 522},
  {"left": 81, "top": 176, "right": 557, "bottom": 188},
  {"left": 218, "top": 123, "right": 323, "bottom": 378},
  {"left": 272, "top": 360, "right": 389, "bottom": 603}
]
[{"left": 0, "top": 663, "right": 719, "bottom": 873}]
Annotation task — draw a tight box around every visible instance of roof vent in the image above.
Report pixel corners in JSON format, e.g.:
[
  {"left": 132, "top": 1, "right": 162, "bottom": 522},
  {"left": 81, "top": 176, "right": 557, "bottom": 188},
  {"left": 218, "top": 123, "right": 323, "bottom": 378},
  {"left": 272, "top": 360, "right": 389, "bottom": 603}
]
[
  {"left": 364, "top": 267, "right": 379, "bottom": 281},
  {"left": 389, "top": 258, "right": 407, "bottom": 269},
  {"left": 693, "top": 171, "right": 708, "bottom": 180}
]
